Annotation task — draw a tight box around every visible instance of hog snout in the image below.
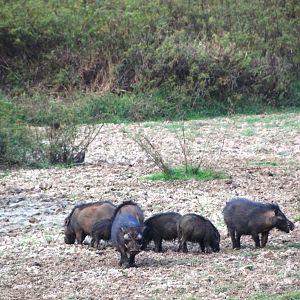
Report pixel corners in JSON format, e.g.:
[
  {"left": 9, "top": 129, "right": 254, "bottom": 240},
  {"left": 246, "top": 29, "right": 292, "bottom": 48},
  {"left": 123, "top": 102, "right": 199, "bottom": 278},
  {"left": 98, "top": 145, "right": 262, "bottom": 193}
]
[
  {"left": 125, "top": 243, "right": 142, "bottom": 253},
  {"left": 288, "top": 220, "right": 295, "bottom": 231},
  {"left": 283, "top": 227, "right": 290, "bottom": 233}
]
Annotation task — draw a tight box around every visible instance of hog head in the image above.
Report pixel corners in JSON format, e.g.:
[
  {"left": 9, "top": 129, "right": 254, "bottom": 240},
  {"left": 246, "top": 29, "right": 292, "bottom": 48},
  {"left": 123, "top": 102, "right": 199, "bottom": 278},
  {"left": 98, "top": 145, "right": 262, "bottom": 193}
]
[
  {"left": 64, "top": 217, "right": 76, "bottom": 244},
  {"left": 271, "top": 202, "right": 295, "bottom": 232},
  {"left": 122, "top": 226, "right": 143, "bottom": 254}
]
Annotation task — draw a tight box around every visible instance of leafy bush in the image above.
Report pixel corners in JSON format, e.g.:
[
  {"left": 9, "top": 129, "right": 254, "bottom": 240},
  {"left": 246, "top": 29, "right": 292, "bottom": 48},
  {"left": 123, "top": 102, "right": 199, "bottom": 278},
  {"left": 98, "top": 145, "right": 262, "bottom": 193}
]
[
  {"left": 0, "top": 97, "right": 34, "bottom": 165},
  {"left": 0, "top": 94, "right": 100, "bottom": 167},
  {"left": 1, "top": 0, "right": 299, "bottom": 105},
  {"left": 31, "top": 123, "right": 100, "bottom": 167},
  {"left": 130, "top": 124, "right": 225, "bottom": 181}
]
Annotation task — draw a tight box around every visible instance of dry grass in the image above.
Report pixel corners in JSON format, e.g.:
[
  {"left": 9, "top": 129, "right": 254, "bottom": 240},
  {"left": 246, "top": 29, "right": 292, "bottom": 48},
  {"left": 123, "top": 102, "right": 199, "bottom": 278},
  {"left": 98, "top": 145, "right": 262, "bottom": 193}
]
[{"left": 0, "top": 112, "right": 299, "bottom": 299}]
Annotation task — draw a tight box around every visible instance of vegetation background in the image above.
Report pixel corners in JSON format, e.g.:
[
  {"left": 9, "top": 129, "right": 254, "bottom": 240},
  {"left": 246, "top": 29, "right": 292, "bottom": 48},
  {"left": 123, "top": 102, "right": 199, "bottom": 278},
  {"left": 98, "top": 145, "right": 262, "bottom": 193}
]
[{"left": 0, "top": 0, "right": 300, "bottom": 165}]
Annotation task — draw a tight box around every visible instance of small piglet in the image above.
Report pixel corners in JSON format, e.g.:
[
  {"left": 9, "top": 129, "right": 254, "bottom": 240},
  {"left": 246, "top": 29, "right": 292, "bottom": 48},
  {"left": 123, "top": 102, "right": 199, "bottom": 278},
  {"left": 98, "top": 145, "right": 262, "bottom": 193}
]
[
  {"left": 90, "top": 219, "right": 112, "bottom": 249},
  {"left": 142, "top": 212, "right": 182, "bottom": 252},
  {"left": 223, "top": 197, "right": 295, "bottom": 249},
  {"left": 177, "top": 213, "right": 220, "bottom": 253}
]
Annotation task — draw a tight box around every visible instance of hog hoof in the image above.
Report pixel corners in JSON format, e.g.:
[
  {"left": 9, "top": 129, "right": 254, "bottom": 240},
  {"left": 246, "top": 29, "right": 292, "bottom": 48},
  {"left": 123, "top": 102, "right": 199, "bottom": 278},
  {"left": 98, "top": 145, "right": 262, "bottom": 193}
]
[
  {"left": 129, "top": 263, "right": 138, "bottom": 268},
  {"left": 122, "top": 262, "right": 131, "bottom": 269}
]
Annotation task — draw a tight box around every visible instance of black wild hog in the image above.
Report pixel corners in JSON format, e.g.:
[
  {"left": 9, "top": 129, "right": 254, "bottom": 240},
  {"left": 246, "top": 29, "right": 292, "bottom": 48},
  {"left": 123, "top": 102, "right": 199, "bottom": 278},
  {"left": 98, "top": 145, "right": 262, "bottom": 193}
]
[
  {"left": 114, "top": 200, "right": 144, "bottom": 224},
  {"left": 64, "top": 201, "right": 116, "bottom": 244},
  {"left": 141, "top": 212, "right": 182, "bottom": 252},
  {"left": 111, "top": 213, "right": 143, "bottom": 268},
  {"left": 177, "top": 214, "right": 220, "bottom": 253},
  {"left": 223, "top": 197, "right": 295, "bottom": 249},
  {"left": 90, "top": 218, "right": 112, "bottom": 249}
]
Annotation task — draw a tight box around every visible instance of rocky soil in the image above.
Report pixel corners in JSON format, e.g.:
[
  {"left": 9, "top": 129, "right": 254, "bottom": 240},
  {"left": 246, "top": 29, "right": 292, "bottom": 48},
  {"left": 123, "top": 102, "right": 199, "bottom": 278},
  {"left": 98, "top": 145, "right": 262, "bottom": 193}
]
[{"left": 0, "top": 112, "right": 299, "bottom": 300}]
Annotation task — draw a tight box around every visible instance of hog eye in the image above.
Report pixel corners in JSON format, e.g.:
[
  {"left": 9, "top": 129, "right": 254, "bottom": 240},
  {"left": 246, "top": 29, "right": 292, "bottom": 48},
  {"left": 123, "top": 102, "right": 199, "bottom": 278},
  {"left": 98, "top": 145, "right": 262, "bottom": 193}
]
[{"left": 124, "top": 233, "right": 131, "bottom": 241}]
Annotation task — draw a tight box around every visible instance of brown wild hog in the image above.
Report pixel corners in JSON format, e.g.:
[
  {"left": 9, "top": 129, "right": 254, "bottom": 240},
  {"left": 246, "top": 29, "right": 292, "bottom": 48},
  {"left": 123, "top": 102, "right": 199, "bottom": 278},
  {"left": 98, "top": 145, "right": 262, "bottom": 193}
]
[
  {"left": 141, "top": 212, "right": 182, "bottom": 252},
  {"left": 90, "top": 218, "right": 112, "bottom": 249},
  {"left": 177, "top": 214, "right": 220, "bottom": 253},
  {"left": 114, "top": 200, "right": 144, "bottom": 224},
  {"left": 64, "top": 201, "right": 116, "bottom": 244},
  {"left": 223, "top": 197, "right": 295, "bottom": 249},
  {"left": 111, "top": 213, "right": 143, "bottom": 268}
]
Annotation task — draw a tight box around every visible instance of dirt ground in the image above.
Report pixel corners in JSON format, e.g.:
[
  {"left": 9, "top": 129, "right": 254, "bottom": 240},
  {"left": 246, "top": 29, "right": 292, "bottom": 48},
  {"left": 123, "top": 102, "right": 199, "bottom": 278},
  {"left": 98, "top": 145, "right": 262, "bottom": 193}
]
[{"left": 0, "top": 112, "right": 299, "bottom": 300}]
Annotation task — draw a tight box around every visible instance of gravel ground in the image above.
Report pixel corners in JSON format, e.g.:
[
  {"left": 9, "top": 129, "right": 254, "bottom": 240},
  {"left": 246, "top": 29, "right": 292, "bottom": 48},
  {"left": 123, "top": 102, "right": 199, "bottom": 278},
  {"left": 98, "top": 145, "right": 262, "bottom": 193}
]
[{"left": 0, "top": 112, "right": 299, "bottom": 299}]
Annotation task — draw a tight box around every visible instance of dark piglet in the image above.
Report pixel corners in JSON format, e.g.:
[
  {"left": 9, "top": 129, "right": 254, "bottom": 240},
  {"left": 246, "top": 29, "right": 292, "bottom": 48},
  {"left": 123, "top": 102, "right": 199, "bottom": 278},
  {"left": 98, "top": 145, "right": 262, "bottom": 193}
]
[
  {"left": 90, "top": 218, "right": 112, "bottom": 249},
  {"left": 177, "top": 213, "right": 220, "bottom": 253},
  {"left": 142, "top": 212, "right": 182, "bottom": 252},
  {"left": 111, "top": 213, "right": 143, "bottom": 268},
  {"left": 64, "top": 201, "right": 116, "bottom": 244},
  {"left": 223, "top": 197, "right": 295, "bottom": 249}
]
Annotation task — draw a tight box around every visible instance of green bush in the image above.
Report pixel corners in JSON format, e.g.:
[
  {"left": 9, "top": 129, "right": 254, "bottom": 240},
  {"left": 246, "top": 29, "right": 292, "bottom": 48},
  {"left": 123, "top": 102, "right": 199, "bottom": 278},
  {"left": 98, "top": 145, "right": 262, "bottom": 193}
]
[
  {"left": 0, "top": 96, "right": 34, "bottom": 165},
  {"left": 1, "top": 0, "right": 299, "bottom": 114},
  {"left": 144, "top": 166, "right": 225, "bottom": 181},
  {"left": 0, "top": 94, "right": 100, "bottom": 167}
]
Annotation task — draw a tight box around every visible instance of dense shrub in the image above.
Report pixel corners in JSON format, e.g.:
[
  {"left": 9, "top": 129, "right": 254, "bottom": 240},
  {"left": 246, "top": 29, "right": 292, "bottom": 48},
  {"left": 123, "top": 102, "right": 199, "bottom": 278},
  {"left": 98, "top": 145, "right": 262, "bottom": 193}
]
[
  {"left": 0, "top": 94, "right": 100, "bottom": 167},
  {"left": 0, "top": 97, "right": 34, "bottom": 165},
  {"left": 0, "top": 0, "right": 299, "bottom": 114}
]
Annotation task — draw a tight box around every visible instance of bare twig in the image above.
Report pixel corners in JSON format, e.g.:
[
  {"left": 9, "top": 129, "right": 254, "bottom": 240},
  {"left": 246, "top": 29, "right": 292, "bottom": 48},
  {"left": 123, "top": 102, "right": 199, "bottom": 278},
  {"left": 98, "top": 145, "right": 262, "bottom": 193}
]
[{"left": 132, "top": 131, "right": 171, "bottom": 174}]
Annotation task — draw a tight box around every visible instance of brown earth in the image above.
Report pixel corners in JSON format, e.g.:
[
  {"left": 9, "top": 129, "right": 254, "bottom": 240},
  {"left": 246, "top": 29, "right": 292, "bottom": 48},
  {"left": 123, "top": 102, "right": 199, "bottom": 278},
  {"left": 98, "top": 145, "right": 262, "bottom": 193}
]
[{"left": 0, "top": 113, "right": 299, "bottom": 300}]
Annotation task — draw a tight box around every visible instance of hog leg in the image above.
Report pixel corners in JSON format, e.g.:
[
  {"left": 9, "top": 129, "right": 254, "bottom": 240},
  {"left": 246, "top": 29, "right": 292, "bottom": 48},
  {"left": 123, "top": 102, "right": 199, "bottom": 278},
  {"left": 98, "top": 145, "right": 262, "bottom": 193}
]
[
  {"left": 261, "top": 231, "right": 269, "bottom": 247},
  {"left": 235, "top": 232, "right": 242, "bottom": 249},
  {"left": 177, "top": 240, "right": 183, "bottom": 252},
  {"left": 179, "top": 237, "right": 188, "bottom": 253},
  {"left": 75, "top": 231, "right": 86, "bottom": 244},
  {"left": 228, "top": 227, "right": 237, "bottom": 249},
  {"left": 178, "top": 237, "right": 188, "bottom": 253},
  {"left": 129, "top": 254, "right": 137, "bottom": 267},
  {"left": 199, "top": 241, "right": 205, "bottom": 253},
  {"left": 95, "top": 237, "right": 100, "bottom": 249},
  {"left": 120, "top": 252, "right": 130, "bottom": 268},
  {"left": 154, "top": 237, "right": 163, "bottom": 252},
  {"left": 90, "top": 237, "right": 95, "bottom": 248},
  {"left": 251, "top": 232, "right": 261, "bottom": 248},
  {"left": 204, "top": 239, "right": 213, "bottom": 254}
]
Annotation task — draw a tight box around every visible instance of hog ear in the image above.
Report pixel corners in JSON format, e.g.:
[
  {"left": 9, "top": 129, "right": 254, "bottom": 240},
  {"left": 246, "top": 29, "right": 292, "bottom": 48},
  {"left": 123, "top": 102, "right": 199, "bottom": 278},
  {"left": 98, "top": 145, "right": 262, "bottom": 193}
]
[
  {"left": 135, "top": 215, "right": 143, "bottom": 224},
  {"left": 274, "top": 208, "right": 284, "bottom": 216},
  {"left": 265, "top": 210, "right": 276, "bottom": 220},
  {"left": 274, "top": 209, "right": 286, "bottom": 220}
]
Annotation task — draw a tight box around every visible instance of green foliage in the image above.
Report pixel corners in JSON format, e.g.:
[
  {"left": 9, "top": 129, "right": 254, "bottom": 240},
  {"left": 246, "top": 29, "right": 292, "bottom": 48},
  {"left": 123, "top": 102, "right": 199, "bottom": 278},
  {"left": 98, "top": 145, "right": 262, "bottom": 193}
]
[
  {"left": 287, "top": 242, "right": 300, "bottom": 249},
  {"left": 238, "top": 251, "right": 258, "bottom": 258},
  {"left": 16, "top": 91, "right": 300, "bottom": 127},
  {"left": 0, "top": 0, "right": 299, "bottom": 110},
  {"left": 0, "top": 95, "right": 35, "bottom": 165},
  {"left": 144, "top": 166, "right": 225, "bottom": 181},
  {"left": 0, "top": 94, "right": 100, "bottom": 167},
  {"left": 254, "top": 161, "right": 278, "bottom": 167},
  {"left": 245, "top": 290, "right": 300, "bottom": 300}
]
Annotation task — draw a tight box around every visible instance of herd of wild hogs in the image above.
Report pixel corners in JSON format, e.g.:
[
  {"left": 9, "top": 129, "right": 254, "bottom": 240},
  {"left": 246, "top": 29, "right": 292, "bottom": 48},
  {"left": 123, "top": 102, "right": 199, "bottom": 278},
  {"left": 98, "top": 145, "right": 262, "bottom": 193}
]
[{"left": 64, "top": 198, "right": 295, "bottom": 268}]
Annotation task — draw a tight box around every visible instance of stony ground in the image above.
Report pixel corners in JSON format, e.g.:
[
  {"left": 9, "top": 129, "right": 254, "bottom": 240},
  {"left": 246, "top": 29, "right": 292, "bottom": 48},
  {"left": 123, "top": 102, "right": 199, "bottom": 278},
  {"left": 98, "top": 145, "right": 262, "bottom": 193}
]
[{"left": 0, "top": 112, "right": 299, "bottom": 300}]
